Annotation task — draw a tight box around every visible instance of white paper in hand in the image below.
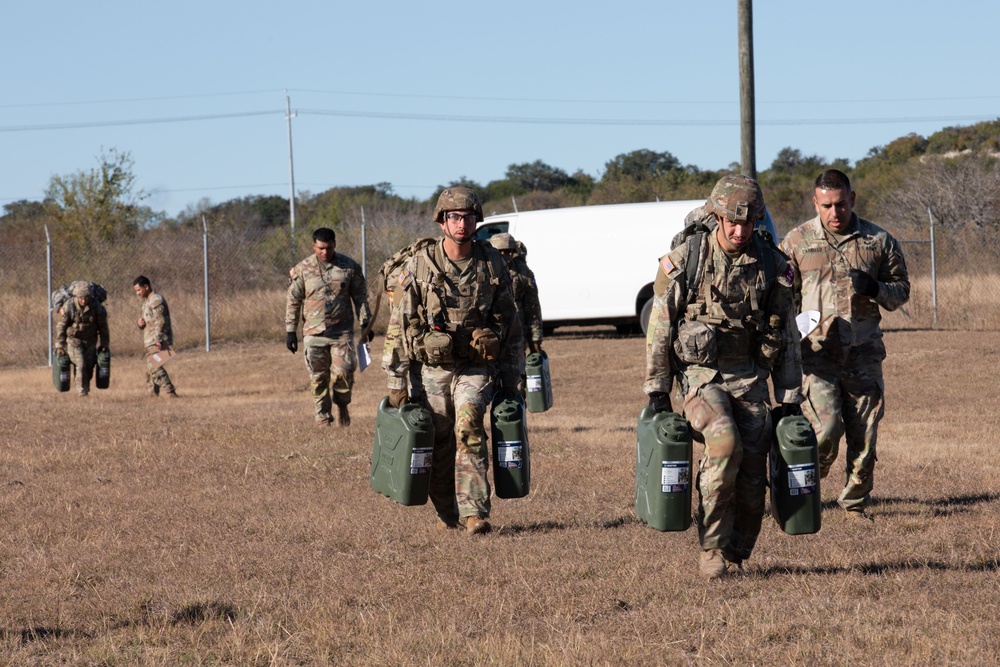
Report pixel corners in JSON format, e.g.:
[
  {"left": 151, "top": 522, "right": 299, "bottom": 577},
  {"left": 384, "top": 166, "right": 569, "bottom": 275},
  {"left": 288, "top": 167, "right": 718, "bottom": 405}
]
[
  {"left": 795, "top": 310, "right": 821, "bottom": 339},
  {"left": 357, "top": 341, "right": 372, "bottom": 372}
]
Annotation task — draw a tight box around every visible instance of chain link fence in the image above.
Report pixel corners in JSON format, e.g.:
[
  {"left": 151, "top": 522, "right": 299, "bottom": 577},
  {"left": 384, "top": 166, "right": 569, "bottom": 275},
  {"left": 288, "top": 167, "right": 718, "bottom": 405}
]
[{"left": 2, "top": 210, "right": 998, "bottom": 368}]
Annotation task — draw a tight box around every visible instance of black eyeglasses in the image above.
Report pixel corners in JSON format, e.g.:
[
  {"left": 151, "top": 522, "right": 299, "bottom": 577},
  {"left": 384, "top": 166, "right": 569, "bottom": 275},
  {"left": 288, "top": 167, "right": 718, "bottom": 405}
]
[{"left": 445, "top": 212, "right": 478, "bottom": 223}]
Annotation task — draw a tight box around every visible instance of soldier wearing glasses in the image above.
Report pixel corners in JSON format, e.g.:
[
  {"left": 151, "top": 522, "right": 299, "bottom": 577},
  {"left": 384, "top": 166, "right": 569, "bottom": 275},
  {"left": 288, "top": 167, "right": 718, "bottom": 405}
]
[{"left": 383, "top": 187, "right": 523, "bottom": 535}]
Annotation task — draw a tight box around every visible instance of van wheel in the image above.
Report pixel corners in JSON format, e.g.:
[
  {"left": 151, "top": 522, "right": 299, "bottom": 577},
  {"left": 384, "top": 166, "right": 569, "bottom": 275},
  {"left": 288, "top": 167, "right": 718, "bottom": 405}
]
[{"left": 639, "top": 297, "right": 654, "bottom": 335}]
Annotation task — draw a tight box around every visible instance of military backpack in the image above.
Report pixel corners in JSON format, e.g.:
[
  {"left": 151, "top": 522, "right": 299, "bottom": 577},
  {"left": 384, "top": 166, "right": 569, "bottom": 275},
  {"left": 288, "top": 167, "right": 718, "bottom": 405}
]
[{"left": 51, "top": 281, "right": 108, "bottom": 314}]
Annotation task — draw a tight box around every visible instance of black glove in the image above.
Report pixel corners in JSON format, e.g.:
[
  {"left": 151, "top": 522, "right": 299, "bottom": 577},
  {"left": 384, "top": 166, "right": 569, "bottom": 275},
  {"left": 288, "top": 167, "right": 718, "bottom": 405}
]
[
  {"left": 648, "top": 391, "right": 672, "bottom": 414},
  {"left": 773, "top": 403, "right": 802, "bottom": 422},
  {"left": 285, "top": 332, "right": 298, "bottom": 353},
  {"left": 360, "top": 321, "right": 375, "bottom": 343},
  {"left": 850, "top": 269, "right": 879, "bottom": 298}
]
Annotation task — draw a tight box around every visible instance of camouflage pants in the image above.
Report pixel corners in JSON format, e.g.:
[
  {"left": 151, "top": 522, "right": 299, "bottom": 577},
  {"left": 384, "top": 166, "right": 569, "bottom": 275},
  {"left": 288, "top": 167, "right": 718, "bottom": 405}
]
[
  {"left": 683, "top": 380, "right": 770, "bottom": 562},
  {"left": 412, "top": 362, "right": 495, "bottom": 523},
  {"left": 66, "top": 339, "right": 97, "bottom": 394},
  {"left": 801, "top": 351, "right": 885, "bottom": 512},
  {"left": 144, "top": 345, "right": 175, "bottom": 393},
  {"left": 303, "top": 333, "right": 357, "bottom": 418}
]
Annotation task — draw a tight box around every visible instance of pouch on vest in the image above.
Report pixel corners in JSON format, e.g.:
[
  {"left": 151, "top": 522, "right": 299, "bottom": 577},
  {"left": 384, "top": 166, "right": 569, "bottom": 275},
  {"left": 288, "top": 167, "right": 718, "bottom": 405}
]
[
  {"left": 674, "top": 320, "right": 717, "bottom": 365},
  {"left": 756, "top": 315, "right": 784, "bottom": 369},
  {"left": 470, "top": 327, "right": 499, "bottom": 364},
  {"left": 421, "top": 330, "right": 453, "bottom": 365}
]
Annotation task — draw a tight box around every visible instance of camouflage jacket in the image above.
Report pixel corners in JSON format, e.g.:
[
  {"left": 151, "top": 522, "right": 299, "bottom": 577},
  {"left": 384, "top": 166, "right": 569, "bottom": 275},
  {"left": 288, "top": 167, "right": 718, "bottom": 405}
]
[
  {"left": 140, "top": 291, "right": 173, "bottom": 349},
  {"left": 285, "top": 253, "right": 372, "bottom": 337},
  {"left": 56, "top": 299, "right": 109, "bottom": 349},
  {"left": 506, "top": 255, "right": 544, "bottom": 344},
  {"left": 780, "top": 214, "right": 909, "bottom": 361},
  {"left": 645, "top": 230, "right": 803, "bottom": 404},
  {"left": 383, "top": 239, "right": 523, "bottom": 391}
]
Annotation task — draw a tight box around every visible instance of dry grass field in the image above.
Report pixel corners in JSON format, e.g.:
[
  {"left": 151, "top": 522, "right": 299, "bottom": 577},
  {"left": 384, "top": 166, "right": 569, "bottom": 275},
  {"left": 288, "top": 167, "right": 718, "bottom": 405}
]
[{"left": 1, "top": 329, "right": 998, "bottom": 665}]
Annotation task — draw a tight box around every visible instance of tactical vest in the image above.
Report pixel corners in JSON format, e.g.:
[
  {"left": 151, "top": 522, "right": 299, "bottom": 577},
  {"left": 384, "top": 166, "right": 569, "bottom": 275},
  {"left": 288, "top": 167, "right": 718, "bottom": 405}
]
[
  {"left": 676, "top": 233, "right": 782, "bottom": 369},
  {"left": 418, "top": 241, "right": 502, "bottom": 333},
  {"left": 64, "top": 301, "right": 104, "bottom": 341}
]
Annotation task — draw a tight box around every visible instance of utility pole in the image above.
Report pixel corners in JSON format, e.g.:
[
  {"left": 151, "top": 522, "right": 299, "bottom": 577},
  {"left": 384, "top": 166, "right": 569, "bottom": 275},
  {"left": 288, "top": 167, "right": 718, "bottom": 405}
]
[
  {"left": 285, "top": 91, "right": 298, "bottom": 234},
  {"left": 737, "top": 0, "right": 756, "bottom": 180}
]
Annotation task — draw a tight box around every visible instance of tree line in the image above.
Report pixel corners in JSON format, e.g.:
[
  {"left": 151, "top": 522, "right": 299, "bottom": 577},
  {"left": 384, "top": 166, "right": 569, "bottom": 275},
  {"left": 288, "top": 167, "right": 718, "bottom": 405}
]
[{"left": 3, "top": 119, "right": 999, "bottom": 246}]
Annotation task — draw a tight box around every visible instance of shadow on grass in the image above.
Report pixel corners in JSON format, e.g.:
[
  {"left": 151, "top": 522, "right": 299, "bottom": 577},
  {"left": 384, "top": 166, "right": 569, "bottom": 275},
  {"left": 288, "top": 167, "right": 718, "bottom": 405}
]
[
  {"left": 501, "top": 520, "right": 570, "bottom": 535},
  {"left": 820, "top": 492, "right": 999, "bottom": 514},
  {"left": 5, "top": 626, "right": 87, "bottom": 645},
  {"left": 754, "top": 557, "right": 1000, "bottom": 578}
]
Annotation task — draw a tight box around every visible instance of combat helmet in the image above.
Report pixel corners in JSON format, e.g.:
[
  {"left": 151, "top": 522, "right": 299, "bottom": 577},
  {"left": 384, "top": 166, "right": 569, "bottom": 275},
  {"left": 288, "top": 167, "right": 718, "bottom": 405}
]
[
  {"left": 707, "top": 174, "right": 765, "bottom": 223},
  {"left": 488, "top": 233, "right": 517, "bottom": 252},
  {"left": 433, "top": 186, "right": 484, "bottom": 223}
]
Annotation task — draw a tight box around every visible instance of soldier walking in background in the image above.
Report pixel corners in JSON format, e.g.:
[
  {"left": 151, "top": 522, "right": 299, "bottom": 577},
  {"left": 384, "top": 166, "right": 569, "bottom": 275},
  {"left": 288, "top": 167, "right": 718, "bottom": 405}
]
[
  {"left": 489, "top": 233, "right": 544, "bottom": 358},
  {"left": 645, "top": 175, "right": 802, "bottom": 578},
  {"left": 55, "top": 283, "right": 110, "bottom": 397},
  {"left": 285, "top": 227, "right": 373, "bottom": 427},
  {"left": 383, "top": 187, "right": 523, "bottom": 535},
  {"left": 780, "top": 169, "right": 910, "bottom": 520},
  {"left": 133, "top": 275, "right": 177, "bottom": 398}
]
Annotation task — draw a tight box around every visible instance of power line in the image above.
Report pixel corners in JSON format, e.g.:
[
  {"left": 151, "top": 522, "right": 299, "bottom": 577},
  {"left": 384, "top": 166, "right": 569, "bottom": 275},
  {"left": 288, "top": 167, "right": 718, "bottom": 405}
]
[
  {"left": 0, "top": 110, "right": 281, "bottom": 133},
  {"left": 1, "top": 108, "right": 994, "bottom": 134}
]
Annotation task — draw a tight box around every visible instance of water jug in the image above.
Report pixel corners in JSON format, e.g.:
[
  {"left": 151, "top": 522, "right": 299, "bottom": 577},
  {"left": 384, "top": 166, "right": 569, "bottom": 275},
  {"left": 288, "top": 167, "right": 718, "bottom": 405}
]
[
  {"left": 96, "top": 349, "right": 111, "bottom": 389},
  {"left": 524, "top": 351, "right": 553, "bottom": 413},
  {"left": 370, "top": 396, "right": 434, "bottom": 506},
  {"left": 53, "top": 352, "right": 72, "bottom": 392},
  {"left": 491, "top": 394, "right": 530, "bottom": 498},
  {"left": 770, "top": 415, "right": 821, "bottom": 535},
  {"left": 635, "top": 406, "right": 692, "bottom": 531}
]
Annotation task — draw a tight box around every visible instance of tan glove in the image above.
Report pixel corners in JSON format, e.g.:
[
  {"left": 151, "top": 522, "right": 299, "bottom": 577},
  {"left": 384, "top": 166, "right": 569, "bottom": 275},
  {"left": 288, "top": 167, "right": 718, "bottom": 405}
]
[
  {"left": 470, "top": 327, "right": 499, "bottom": 363},
  {"left": 388, "top": 388, "right": 410, "bottom": 409}
]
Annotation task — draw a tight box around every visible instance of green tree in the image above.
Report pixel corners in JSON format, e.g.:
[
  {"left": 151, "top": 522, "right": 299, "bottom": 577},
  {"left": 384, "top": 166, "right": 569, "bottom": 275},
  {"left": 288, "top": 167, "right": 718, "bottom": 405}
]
[
  {"left": 602, "top": 149, "right": 681, "bottom": 181},
  {"left": 505, "top": 160, "right": 571, "bottom": 192},
  {"left": 44, "top": 148, "right": 150, "bottom": 243}
]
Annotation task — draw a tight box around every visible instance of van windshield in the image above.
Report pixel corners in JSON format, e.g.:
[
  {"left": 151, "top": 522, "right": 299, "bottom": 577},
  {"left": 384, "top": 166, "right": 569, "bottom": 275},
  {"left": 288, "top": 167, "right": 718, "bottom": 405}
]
[{"left": 473, "top": 222, "right": 509, "bottom": 241}]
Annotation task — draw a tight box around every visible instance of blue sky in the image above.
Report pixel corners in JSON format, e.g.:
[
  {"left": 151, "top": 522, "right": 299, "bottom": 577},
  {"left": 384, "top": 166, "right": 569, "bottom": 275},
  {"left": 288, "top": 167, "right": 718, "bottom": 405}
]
[{"left": 2, "top": 1, "right": 998, "bottom": 218}]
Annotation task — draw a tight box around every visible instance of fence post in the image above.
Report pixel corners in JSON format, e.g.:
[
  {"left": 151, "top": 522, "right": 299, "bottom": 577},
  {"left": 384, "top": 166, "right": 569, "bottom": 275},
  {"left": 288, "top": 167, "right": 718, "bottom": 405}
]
[
  {"left": 361, "top": 206, "right": 367, "bottom": 278},
  {"left": 45, "top": 225, "right": 53, "bottom": 366},
  {"left": 203, "top": 215, "right": 211, "bottom": 352},
  {"left": 928, "top": 208, "right": 937, "bottom": 327}
]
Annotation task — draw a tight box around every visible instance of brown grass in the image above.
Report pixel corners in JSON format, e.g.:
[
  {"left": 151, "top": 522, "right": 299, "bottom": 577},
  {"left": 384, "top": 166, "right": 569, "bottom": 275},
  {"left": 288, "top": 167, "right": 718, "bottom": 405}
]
[{"left": 1, "top": 330, "right": 998, "bottom": 665}]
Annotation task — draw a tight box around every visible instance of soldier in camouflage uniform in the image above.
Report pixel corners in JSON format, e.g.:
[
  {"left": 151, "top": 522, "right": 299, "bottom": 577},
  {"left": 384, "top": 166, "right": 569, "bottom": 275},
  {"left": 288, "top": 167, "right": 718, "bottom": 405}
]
[
  {"left": 780, "top": 169, "right": 909, "bottom": 520},
  {"left": 645, "top": 175, "right": 803, "bottom": 579},
  {"left": 55, "top": 283, "right": 110, "bottom": 397},
  {"left": 489, "top": 233, "right": 544, "bottom": 358},
  {"left": 285, "top": 228, "right": 373, "bottom": 427},
  {"left": 383, "top": 187, "right": 523, "bottom": 535},
  {"left": 133, "top": 275, "right": 177, "bottom": 398}
]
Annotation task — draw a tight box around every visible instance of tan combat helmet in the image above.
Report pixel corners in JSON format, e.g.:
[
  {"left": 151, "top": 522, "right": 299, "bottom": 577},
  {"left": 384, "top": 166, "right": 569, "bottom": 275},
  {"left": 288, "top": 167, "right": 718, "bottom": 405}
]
[
  {"left": 707, "top": 174, "right": 765, "bottom": 223},
  {"left": 72, "top": 283, "right": 91, "bottom": 297},
  {"left": 488, "top": 233, "right": 517, "bottom": 252},
  {"left": 433, "top": 186, "right": 484, "bottom": 223}
]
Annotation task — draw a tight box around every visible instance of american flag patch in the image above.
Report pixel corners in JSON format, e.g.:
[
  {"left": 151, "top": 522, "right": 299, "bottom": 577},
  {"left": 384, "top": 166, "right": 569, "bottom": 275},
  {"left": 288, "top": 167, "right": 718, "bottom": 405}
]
[{"left": 660, "top": 256, "right": 675, "bottom": 275}]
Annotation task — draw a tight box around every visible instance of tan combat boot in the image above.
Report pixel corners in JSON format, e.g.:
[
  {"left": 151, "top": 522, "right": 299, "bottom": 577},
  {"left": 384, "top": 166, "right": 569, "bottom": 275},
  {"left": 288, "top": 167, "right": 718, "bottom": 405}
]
[
  {"left": 699, "top": 549, "right": 727, "bottom": 579},
  {"left": 462, "top": 516, "right": 492, "bottom": 535}
]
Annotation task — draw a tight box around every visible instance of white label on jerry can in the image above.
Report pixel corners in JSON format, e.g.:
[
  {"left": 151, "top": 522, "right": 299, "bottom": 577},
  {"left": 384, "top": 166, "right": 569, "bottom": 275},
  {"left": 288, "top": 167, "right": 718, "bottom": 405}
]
[
  {"left": 526, "top": 375, "right": 542, "bottom": 392},
  {"left": 410, "top": 447, "right": 433, "bottom": 475},
  {"left": 787, "top": 463, "right": 817, "bottom": 495},
  {"left": 60, "top": 372, "right": 70, "bottom": 382},
  {"left": 498, "top": 441, "right": 523, "bottom": 468},
  {"left": 661, "top": 461, "right": 690, "bottom": 493},
  {"left": 99, "top": 368, "right": 109, "bottom": 378}
]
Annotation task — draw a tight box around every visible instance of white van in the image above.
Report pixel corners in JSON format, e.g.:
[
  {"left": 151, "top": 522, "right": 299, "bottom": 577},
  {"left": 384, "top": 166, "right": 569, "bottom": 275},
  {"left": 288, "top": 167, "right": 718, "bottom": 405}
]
[{"left": 475, "top": 201, "right": 779, "bottom": 335}]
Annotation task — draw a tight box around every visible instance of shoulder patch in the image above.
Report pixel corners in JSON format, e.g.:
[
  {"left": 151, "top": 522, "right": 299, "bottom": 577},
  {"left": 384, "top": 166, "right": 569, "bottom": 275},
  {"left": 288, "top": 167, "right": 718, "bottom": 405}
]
[
  {"left": 779, "top": 263, "right": 795, "bottom": 287},
  {"left": 660, "top": 255, "right": 675, "bottom": 275}
]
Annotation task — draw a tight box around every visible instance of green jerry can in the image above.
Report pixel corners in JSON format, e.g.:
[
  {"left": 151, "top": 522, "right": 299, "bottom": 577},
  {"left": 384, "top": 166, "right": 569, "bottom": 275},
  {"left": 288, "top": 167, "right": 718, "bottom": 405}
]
[
  {"left": 770, "top": 415, "right": 821, "bottom": 535},
  {"left": 491, "top": 395, "right": 530, "bottom": 498},
  {"left": 52, "top": 351, "right": 72, "bottom": 392},
  {"left": 96, "top": 349, "right": 111, "bottom": 389},
  {"left": 635, "top": 406, "right": 692, "bottom": 532},
  {"left": 524, "top": 351, "right": 553, "bottom": 413},
  {"left": 370, "top": 396, "right": 435, "bottom": 506}
]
